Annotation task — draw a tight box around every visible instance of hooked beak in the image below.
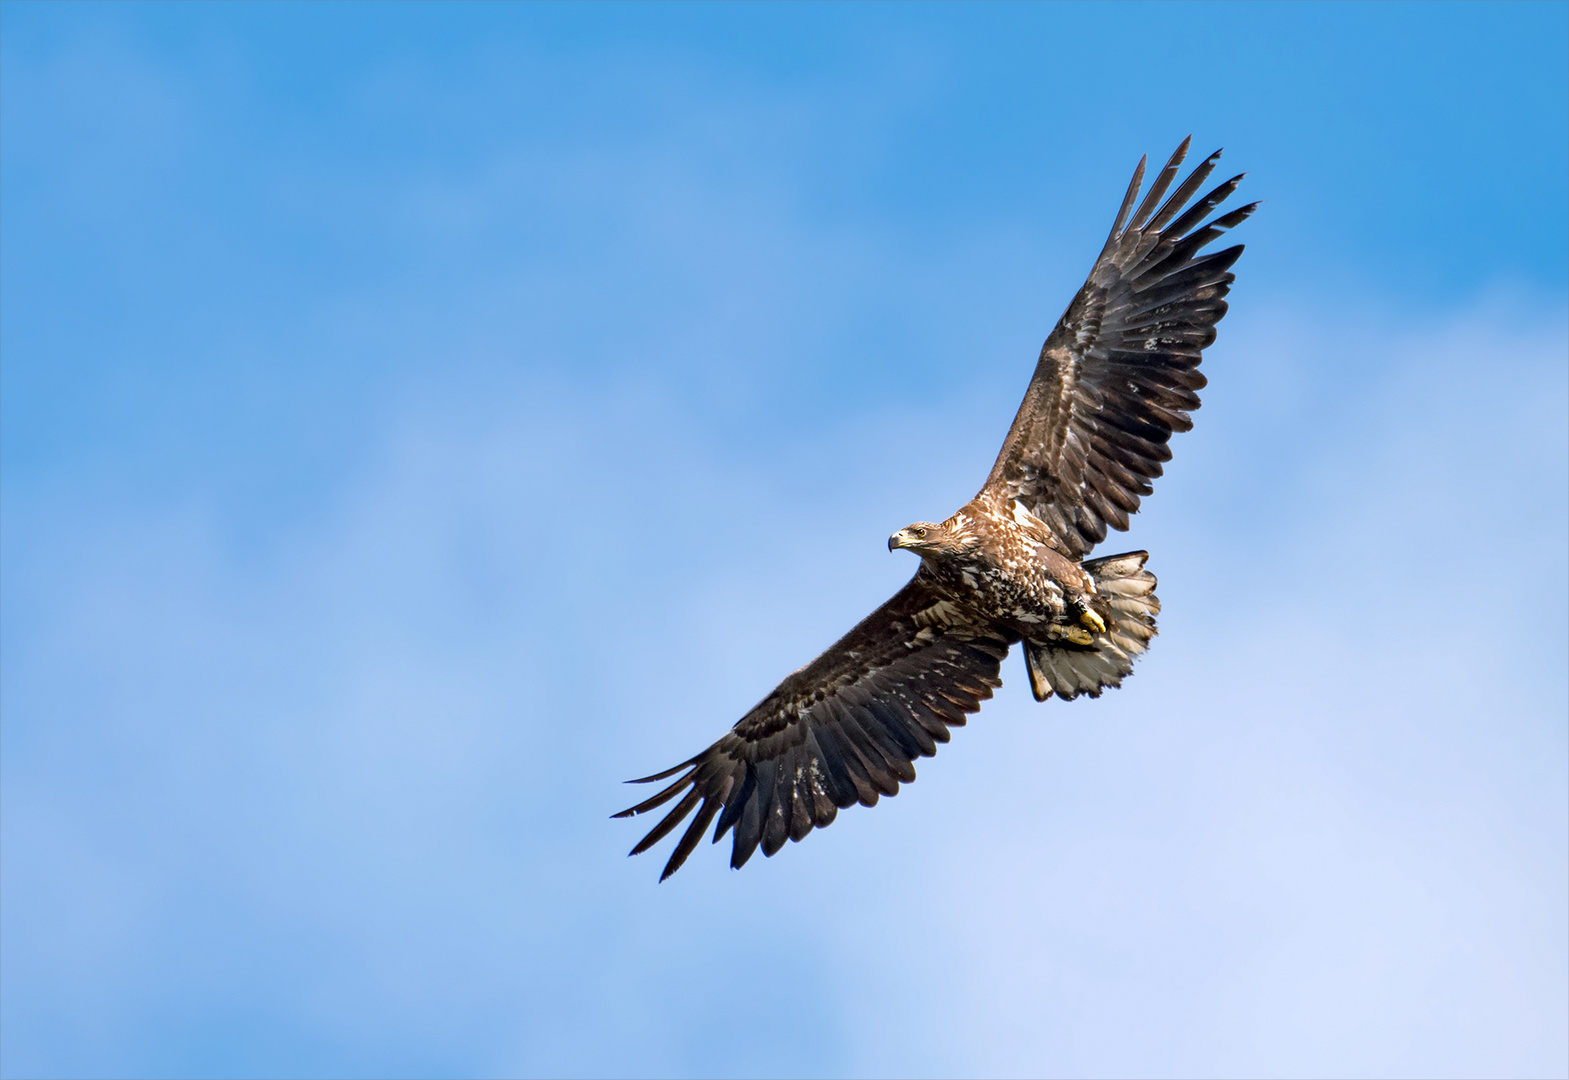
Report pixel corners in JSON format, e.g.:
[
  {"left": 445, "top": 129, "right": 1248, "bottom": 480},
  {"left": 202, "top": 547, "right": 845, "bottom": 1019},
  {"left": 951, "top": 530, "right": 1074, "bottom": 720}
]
[{"left": 888, "top": 529, "right": 913, "bottom": 552}]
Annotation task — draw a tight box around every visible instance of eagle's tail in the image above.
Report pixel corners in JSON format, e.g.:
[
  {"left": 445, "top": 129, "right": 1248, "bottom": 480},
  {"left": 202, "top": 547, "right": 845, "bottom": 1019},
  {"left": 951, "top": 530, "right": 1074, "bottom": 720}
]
[{"left": 1023, "top": 550, "right": 1160, "bottom": 702}]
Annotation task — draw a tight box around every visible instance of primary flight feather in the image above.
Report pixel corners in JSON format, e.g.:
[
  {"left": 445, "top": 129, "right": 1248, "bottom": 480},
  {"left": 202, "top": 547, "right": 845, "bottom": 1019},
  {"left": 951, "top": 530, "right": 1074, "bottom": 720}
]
[{"left": 616, "top": 138, "right": 1255, "bottom": 880}]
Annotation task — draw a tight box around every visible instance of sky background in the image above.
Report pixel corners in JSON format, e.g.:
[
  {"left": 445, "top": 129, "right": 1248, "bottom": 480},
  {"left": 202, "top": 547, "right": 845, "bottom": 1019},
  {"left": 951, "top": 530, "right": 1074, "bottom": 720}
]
[{"left": 3, "top": 4, "right": 1566, "bottom": 1078}]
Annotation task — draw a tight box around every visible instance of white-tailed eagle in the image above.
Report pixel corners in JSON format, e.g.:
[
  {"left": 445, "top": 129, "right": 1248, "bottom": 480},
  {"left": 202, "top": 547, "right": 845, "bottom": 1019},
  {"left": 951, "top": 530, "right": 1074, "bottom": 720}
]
[{"left": 617, "top": 138, "right": 1255, "bottom": 880}]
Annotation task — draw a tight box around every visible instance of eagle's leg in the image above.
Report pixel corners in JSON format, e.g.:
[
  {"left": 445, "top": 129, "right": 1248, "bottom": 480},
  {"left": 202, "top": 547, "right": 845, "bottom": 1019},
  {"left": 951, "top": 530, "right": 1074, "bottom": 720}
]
[
  {"left": 1047, "top": 622, "right": 1096, "bottom": 646},
  {"left": 1063, "top": 592, "right": 1107, "bottom": 635}
]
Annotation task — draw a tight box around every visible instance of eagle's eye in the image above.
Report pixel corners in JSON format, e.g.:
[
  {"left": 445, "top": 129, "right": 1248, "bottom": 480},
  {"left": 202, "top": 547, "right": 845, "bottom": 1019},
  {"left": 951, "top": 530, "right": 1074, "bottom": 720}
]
[{"left": 914, "top": 527, "right": 928, "bottom": 539}]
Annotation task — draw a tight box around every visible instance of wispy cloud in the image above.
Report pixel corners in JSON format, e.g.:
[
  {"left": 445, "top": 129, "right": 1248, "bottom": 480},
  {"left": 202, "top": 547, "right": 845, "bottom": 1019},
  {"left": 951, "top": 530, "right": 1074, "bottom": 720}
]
[
  {"left": 4, "top": 6, "right": 1565, "bottom": 1077},
  {"left": 4, "top": 292, "right": 1563, "bottom": 1077}
]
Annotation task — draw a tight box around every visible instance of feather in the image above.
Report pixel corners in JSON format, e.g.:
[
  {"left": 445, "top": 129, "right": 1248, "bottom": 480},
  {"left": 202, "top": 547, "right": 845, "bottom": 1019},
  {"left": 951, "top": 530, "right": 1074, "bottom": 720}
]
[
  {"left": 625, "top": 758, "right": 698, "bottom": 785},
  {"left": 788, "top": 775, "right": 815, "bottom": 843},
  {"left": 1098, "top": 408, "right": 1175, "bottom": 445},
  {"left": 805, "top": 725, "right": 860, "bottom": 809},
  {"left": 870, "top": 698, "right": 936, "bottom": 757},
  {"left": 817, "top": 723, "right": 880, "bottom": 806},
  {"left": 777, "top": 744, "right": 813, "bottom": 842},
  {"left": 837, "top": 715, "right": 903, "bottom": 795},
  {"left": 802, "top": 726, "right": 852, "bottom": 807},
  {"left": 1105, "top": 154, "right": 1149, "bottom": 244},
  {"left": 613, "top": 770, "right": 695, "bottom": 819},
  {"left": 959, "top": 636, "right": 1012, "bottom": 663},
  {"left": 1145, "top": 149, "right": 1224, "bottom": 236},
  {"left": 711, "top": 761, "right": 754, "bottom": 841},
  {"left": 856, "top": 702, "right": 922, "bottom": 761},
  {"left": 730, "top": 770, "right": 766, "bottom": 869},
  {"left": 902, "top": 697, "right": 954, "bottom": 741},
  {"left": 1133, "top": 249, "right": 1243, "bottom": 306},
  {"left": 742, "top": 757, "right": 777, "bottom": 855},
  {"left": 761, "top": 784, "right": 791, "bottom": 857},
  {"left": 661, "top": 792, "right": 725, "bottom": 881},
  {"left": 1157, "top": 174, "right": 1246, "bottom": 249},
  {"left": 804, "top": 754, "right": 839, "bottom": 828},
  {"left": 1127, "top": 137, "right": 1190, "bottom": 234},
  {"left": 629, "top": 786, "right": 702, "bottom": 857}
]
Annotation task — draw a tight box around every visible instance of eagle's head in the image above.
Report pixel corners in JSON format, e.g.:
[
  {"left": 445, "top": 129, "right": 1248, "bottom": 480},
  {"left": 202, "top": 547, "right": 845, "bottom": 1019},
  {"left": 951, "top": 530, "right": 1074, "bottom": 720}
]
[{"left": 888, "top": 520, "right": 969, "bottom": 558}]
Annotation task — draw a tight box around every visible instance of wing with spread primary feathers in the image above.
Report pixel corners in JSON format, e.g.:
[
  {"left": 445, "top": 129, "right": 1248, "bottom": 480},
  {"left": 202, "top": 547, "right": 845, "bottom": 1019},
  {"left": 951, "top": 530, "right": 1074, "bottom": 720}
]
[
  {"left": 615, "top": 575, "right": 1017, "bottom": 880},
  {"left": 982, "top": 137, "right": 1257, "bottom": 558}
]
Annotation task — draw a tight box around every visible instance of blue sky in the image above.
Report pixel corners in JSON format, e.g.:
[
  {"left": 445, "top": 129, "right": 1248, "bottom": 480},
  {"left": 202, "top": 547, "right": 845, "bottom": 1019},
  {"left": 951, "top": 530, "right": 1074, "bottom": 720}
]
[{"left": 2, "top": 4, "right": 1565, "bottom": 1078}]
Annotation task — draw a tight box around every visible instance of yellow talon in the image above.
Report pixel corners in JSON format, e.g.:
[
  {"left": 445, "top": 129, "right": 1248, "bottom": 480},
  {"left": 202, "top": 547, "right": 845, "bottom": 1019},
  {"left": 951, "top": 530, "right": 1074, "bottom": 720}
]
[
  {"left": 1064, "top": 625, "right": 1094, "bottom": 646},
  {"left": 1079, "top": 609, "right": 1107, "bottom": 634}
]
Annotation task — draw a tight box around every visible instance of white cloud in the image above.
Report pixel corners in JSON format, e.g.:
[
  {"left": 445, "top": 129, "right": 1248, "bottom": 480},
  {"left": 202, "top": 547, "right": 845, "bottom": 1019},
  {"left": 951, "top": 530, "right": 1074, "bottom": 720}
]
[{"left": 5, "top": 289, "right": 1564, "bottom": 1077}]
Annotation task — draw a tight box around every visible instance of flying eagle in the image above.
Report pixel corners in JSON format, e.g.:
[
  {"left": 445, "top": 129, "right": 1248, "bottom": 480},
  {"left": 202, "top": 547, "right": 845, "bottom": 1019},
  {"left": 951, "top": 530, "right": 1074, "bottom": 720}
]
[{"left": 617, "top": 138, "right": 1255, "bottom": 880}]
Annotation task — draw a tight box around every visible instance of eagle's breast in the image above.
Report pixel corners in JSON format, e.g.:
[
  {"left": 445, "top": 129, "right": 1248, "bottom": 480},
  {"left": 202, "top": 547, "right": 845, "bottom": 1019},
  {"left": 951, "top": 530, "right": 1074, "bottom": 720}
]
[{"left": 929, "top": 500, "right": 1069, "bottom": 627}]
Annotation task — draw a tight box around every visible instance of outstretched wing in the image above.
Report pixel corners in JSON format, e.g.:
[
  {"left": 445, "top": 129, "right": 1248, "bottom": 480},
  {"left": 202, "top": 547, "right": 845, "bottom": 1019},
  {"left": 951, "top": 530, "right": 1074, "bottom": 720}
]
[
  {"left": 615, "top": 574, "right": 1017, "bottom": 880},
  {"left": 982, "top": 137, "right": 1257, "bottom": 558}
]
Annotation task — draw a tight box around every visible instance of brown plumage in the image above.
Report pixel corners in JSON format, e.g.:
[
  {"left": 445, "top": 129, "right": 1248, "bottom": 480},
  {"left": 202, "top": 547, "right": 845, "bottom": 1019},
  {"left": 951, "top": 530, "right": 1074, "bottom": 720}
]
[{"left": 617, "top": 138, "right": 1255, "bottom": 880}]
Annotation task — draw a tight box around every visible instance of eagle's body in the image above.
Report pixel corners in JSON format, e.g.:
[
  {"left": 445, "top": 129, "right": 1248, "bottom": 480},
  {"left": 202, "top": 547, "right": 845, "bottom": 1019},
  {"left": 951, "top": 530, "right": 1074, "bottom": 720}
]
[
  {"left": 617, "top": 140, "right": 1255, "bottom": 879},
  {"left": 913, "top": 495, "right": 1093, "bottom": 631}
]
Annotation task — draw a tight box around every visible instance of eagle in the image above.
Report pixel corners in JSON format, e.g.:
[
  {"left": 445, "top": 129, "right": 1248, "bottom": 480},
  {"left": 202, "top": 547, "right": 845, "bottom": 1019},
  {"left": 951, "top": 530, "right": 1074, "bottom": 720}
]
[{"left": 617, "top": 138, "right": 1255, "bottom": 880}]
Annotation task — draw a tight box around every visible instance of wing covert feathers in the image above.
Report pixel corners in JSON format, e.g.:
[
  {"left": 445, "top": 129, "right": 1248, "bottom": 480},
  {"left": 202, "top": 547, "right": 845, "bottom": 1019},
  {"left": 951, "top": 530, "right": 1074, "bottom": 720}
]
[
  {"left": 615, "top": 576, "right": 1015, "bottom": 880},
  {"left": 984, "top": 138, "right": 1255, "bottom": 558}
]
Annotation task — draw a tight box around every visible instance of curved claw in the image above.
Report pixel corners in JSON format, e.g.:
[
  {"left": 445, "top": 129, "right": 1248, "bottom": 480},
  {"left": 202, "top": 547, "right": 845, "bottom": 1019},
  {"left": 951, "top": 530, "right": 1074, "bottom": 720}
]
[{"left": 1079, "top": 609, "right": 1107, "bottom": 634}]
